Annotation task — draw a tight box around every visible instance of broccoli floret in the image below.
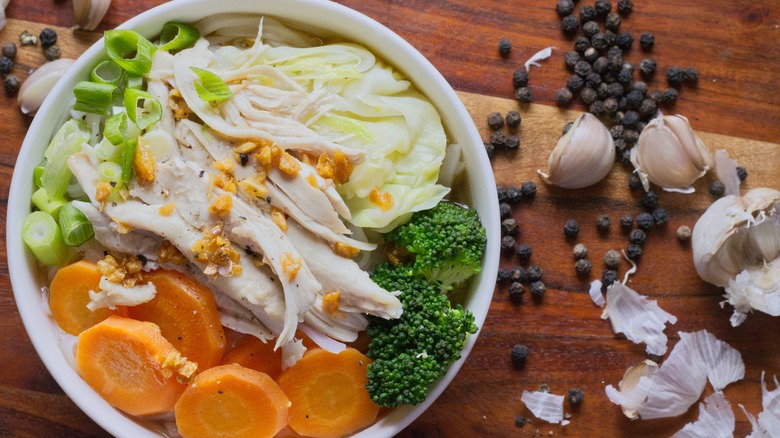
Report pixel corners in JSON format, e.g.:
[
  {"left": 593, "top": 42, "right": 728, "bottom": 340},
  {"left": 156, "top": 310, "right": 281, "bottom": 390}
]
[
  {"left": 366, "top": 263, "right": 478, "bottom": 407},
  {"left": 384, "top": 201, "right": 486, "bottom": 291}
]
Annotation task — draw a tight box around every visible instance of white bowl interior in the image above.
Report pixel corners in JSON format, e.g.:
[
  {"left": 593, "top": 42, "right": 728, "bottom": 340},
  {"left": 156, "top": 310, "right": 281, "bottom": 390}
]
[{"left": 6, "top": 0, "right": 500, "bottom": 436}]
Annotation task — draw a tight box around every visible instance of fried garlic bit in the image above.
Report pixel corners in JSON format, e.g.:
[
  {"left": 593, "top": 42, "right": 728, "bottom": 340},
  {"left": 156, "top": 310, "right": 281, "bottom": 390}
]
[
  {"left": 157, "top": 240, "right": 187, "bottom": 265},
  {"left": 322, "top": 291, "right": 343, "bottom": 316},
  {"left": 208, "top": 194, "right": 233, "bottom": 217},
  {"left": 134, "top": 138, "right": 157, "bottom": 185},
  {"left": 280, "top": 252, "right": 301, "bottom": 281},
  {"left": 162, "top": 350, "right": 198, "bottom": 383},
  {"left": 333, "top": 242, "right": 360, "bottom": 258},
  {"left": 270, "top": 206, "right": 287, "bottom": 232},
  {"left": 168, "top": 88, "right": 190, "bottom": 120},
  {"left": 97, "top": 254, "right": 144, "bottom": 287},
  {"left": 191, "top": 224, "right": 242, "bottom": 277},
  {"left": 369, "top": 187, "right": 394, "bottom": 212}
]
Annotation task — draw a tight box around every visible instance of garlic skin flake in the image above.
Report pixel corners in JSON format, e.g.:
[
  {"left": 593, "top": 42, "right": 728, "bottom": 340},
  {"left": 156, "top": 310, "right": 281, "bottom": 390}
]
[
  {"left": 589, "top": 279, "right": 605, "bottom": 307},
  {"left": 601, "top": 282, "right": 677, "bottom": 356},
  {"left": 672, "top": 392, "right": 735, "bottom": 438},
  {"left": 537, "top": 113, "right": 614, "bottom": 189},
  {"left": 714, "top": 149, "right": 741, "bottom": 197},
  {"left": 692, "top": 187, "right": 780, "bottom": 325},
  {"left": 73, "top": 0, "right": 111, "bottom": 31},
  {"left": 521, "top": 390, "right": 566, "bottom": 425},
  {"left": 18, "top": 58, "right": 76, "bottom": 115},
  {"left": 630, "top": 115, "right": 714, "bottom": 193},
  {"left": 741, "top": 372, "right": 780, "bottom": 437}
]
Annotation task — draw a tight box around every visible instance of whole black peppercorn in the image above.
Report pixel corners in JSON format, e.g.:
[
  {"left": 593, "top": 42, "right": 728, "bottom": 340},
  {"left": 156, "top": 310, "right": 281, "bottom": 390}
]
[
  {"left": 562, "top": 14, "right": 581, "bottom": 35},
  {"left": 666, "top": 66, "right": 684, "bottom": 86},
  {"left": 607, "top": 45, "right": 623, "bottom": 58},
  {"left": 636, "top": 121, "right": 647, "bottom": 132},
  {"left": 684, "top": 67, "right": 700, "bottom": 83},
  {"left": 597, "top": 82, "right": 609, "bottom": 99},
  {"left": 591, "top": 33, "right": 607, "bottom": 50},
  {"left": 652, "top": 208, "right": 669, "bottom": 225},
  {"left": 484, "top": 141, "right": 495, "bottom": 159},
  {"left": 568, "top": 388, "right": 585, "bottom": 405},
  {"left": 505, "top": 135, "right": 520, "bottom": 150},
  {"left": 562, "top": 121, "right": 574, "bottom": 135},
  {"left": 710, "top": 180, "right": 726, "bottom": 196},
  {"left": 677, "top": 225, "right": 692, "bottom": 241},
  {"left": 639, "top": 33, "right": 655, "bottom": 51},
  {"left": 2, "top": 42, "right": 16, "bottom": 59},
  {"left": 603, "top": 97, "right": 619, "bottom": 115},
  {"left": 4, "top": 74, "right": 19, "bottom": 93},
  {"left": 639, "top": 58, "right": 657, "bottom": 77},
  {"left": 526, "top": 265, "right": 543, "bottom": 282},
  {"left": 639, "top": 98, "right": 658, "bottom": 119},
  {"left": 556, "top": 0, "right": 576, "bottom": 16},
  {"left": 487, "top": 112, "right": 504, "bottom": 131},
  {"left": 497, "top": 268, "right": 512, "bottom": 283},
  {"left": 530, "top": 281, "right": 546, "bottom": 299},
  {"left": 239, "top": 153, "right": 249, "bottom": 166},
  {"left": 513, "top": 68, "right": 529, "bottom": 88},
  {"left": 583, "top": 21, "right": 600, "bottom": 38},
  {"left": 585, "top": 71, "right": 602, "bottom": 89},
  {"left": 593, "top": 56, "right": 608, "bottom": 74},
  {"left": 581, "top": 87, "right": 598, "bottom": 105},
  {"left": 511, "top": 344, "right": 530, "bottom": 366},
  {"left": 631, "top": 80, "right": 648, "bottom": 94},
  {"left": 617, "top": 68, "right": 633, "bottom": 85},
  {"left": 605, "top": 12, "right": 621, "bottom": 31},
  {"left": 521, "top": 181, "right": 537, "bottom": 198},
  {"left": 44, "top": 45, "right": 61, "bottom": 61},
  {"left": 616, "top": 32, "right": 634, "bottom": 50},
  {"left": 596, "top": 0, "right": 612, "bottom": 15},
  {"left": 630, "top": 228, "right": 647, "bottom": 245},
  {"left": 573, "top": 243, "right": 589, "bottom": 260},
  {"left": 517, "top": 243, "right": 533, "bottom": 261},
  {"left": 490, "top": 131, "right": 506, "bottom": 149},
  {"left": 502, "top": 218, "right": 519, "bottom": 236},
  {"left": 626, "top": 90, "right": 644, "bottom": 109},
  {"left": 574, "top": 60, "right": 592, "bottom": 77},
  {"left": 498, "top": 39, "right": 512, "bottom": 57},
  {"left": 567, "top": 74, "right": 585, "bottom": 91},
  {"left": 499, "top": 203, "right": 511, "bottom": 220},
  {"left": 497, "top": 185, "right": 508, "bottom": 203},
  {"left": 607, "top": 82, "right": 624, "bottom": 98},
  {"left": 556, "top": 88, "right": 574, "bottom": 106},
  {"left": 506, "top": 111, "right": 521, "bottom": 130},
  {"left": 737, "top": 166, "right": 748, "bottom": 181},
  {"left": 617, "top": 0, "right": 633, "bottom": 15},
  {"left": 620, "top": 214, "right": 634, "bottom": 229},
  {"left": 39, "top": 28, "right": 58, "bottom": 48},
  {"left": 515, "top": 87, "right": 533, "bottom": 103},
  {"left": 622, "top": 111, "right": 640, "bottom": 128},
  {"left": 642, "top": 190, "right": 659, "bottom": 210},
  {"left": 589, "top": 100, "right": 605, "bottom": 116},
  {"left": 574, "top": 36, "right": 591, "bottom": 53},
  {"left": 515, "top": 416, "right": 531, "bottom": 428},
  {"left": 0, "top": 56, "right": 13, "bottom": 75},
  {"left": 509, "top": 282, "right": 525, "bottom": 303},
  {"left": 507, "top": 186, "right": 523, "bottom": 204},
  {"left": 626, "top": 243, "right": 643, "bottom": 260},
  {"left": 602, "top": 269, "right": 618, "bottom": 286},
  {"left": 610, "top": 124, "right": 624, "bottom": 140},
  {"left": 501, "top": 236, "right": 517, "bottom": 253},
  {"left": 511, "top": 267, "right": 526, "bottom": 283},
  {"left": 604, "top": 30, "right": 618, "bottom": 47},
  {"left": 628, "top": 172, "right": 642, "bottom": 190},
  {"left": 580, "top": 6, "right": 597, "bottom": 22},
  {"left": 636, "top": 212, "right": 654, "bottom": 230},
  {"left": 583, "top": 47, "right": 599, "bottom": 63},
  {"left": 614, "top": 139, "right": 627, "bottom": 157},
  {"left": 564, "top": 219, "right": 580, "bottom": 238},
  {"left": 575, "top": 258, "right": 592, "bottom": 276},
  {"left": 620, "top": 148, "right": 632, "bottom": 165},
  {"left": 659, "top": 87, "right": 679, "bottom": 106},
  {"left": 604, "top": 249, "right": 622, "bottom": 269},
  {"left": 596, "top": 214, "right": 611, "bottom": 232}
]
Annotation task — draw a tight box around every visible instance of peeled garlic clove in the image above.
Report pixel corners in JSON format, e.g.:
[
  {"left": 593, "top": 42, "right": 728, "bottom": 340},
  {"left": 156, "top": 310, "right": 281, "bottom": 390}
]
[
  {"left": 714, "top": 149, "right": 741, "bottom": 197},
  {"left": 537, "top": 113, "right": 615, "bottom": 189},
  {"left": 73, "top": 0, "right": 111, "bottom": 31},
  {"left": 18, "top": 58, "right": 75, "bottom": 115},
  {"left": 630, "top": 115, "right": 713, "bottom": 193}
]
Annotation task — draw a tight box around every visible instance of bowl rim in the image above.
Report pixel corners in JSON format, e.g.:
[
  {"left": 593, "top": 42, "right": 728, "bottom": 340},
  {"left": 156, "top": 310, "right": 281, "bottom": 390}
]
[{"left": 6, "top": 0, "right": 500, "bottom": 437}]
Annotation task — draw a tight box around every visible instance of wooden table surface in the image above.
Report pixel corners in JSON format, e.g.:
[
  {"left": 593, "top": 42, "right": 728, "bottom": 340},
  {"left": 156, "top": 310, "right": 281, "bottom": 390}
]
[{"left": 1, "top": 0, "right": 779, "bottom": 437}]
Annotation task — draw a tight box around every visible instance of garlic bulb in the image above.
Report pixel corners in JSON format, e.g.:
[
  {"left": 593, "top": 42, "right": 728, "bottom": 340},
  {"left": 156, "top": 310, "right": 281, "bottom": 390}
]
[
  {"left": 18, "top": 58, "right": 75, "bottom": 115},
  {"left": 692, "top": 187, "right": 780, "bottom": 325},
  {"left": 537, "top": 113, "right": 614, "bottom": 189},
  {"left": 73, "top": 0, "right": 111, "bottom": 31},
  {"left": 630, "top": 115, "right": 714, "bottom": 193}
]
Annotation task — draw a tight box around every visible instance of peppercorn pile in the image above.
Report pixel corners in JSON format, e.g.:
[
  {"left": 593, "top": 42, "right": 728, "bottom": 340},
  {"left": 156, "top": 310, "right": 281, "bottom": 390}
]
[
  {"left": 1, "top": 28, "right": 61, "bottom": 94},
  {"left": 485, "top": 110, "right": 522, "bottom": 157}
]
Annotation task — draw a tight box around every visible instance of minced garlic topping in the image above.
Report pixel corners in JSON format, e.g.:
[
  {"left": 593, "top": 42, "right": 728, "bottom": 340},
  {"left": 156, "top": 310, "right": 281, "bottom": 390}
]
[
  {"left": 95, "top": 182, "right": 112, "bottom": 205},
  {"left": 237, "top": 175, "right": 269, "bottom": 199},
  {"left": 161, "top": 349, "right": 198, "bottom": 383},
  {"left": 134, "top": 139, "right": 157, "bottom": 185},
  {"left": 333, "top": 242, "right": 360, "bottom": 258},
  {"left": 191, "top": 225, "right": 242, "bottom": 277},
  {"left": 235, "top": 141, "right": 258, "bottom": 155},
  {"left": 157, "top": 240, "right": 187, "bottom": 265},
  {"left": 159, "top": 202, "right": 175, "bottom": 216},
  {"left": 316, "top": 152, "right": 334, "bottom": 180},
  {"left": 168, "top": 88, "right": 190, "bottom": 120},
  {"left": 280, "top": 252, "right": 301, "bottom": 281},
  {"left": 270, "top": 206, "right": 287, "bottom": 232},
  {"left": 208, "top": 194, "right": 233, "bottom": 217},
  {"left": 369, "top": 187, "right": 394, "bottom": 212},
  {"left": 213, "top": 172, "right": 237, "bottom": 194},
  {"left": 322, "top": 291, "right": 342, "bottom": 316},
  {"left": 278, "top": 151, "right": 301, "bottom": 176},
  {"left": 212, "top": 157, "right": 236, "bottom": 174},
  {"left": 333, "top": 149, "right": 353, "bottom": 184},
  {"left": 97, "top": 254, "right": 144, "bottom": 288}
]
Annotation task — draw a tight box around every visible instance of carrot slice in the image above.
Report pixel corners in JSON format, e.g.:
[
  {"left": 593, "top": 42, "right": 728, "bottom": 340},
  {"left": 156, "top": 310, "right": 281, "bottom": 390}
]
[
  {"left": 129, "top": 269, "right": 225, "bottom": 370},
  {"left": 76, "top": 316, "right": 191, "bottom": 416},
  {"left": 174, "top": 363, "right": 290, "bottom": 438},
  {"left": 277, "top": 347, "right": 380, "bottom": 438},
  {"left": 49, "top": 260, "right": 126, "bottom": 335},
  {"left": 221, "top": 334, "right": 283, "bottom": 379}
]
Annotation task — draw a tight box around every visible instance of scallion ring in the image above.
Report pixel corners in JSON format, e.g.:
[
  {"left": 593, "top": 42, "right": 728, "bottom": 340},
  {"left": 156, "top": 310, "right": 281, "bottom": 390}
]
[
  {"left": 159, "top": 22, "right": 200, "bottom": 52},
  {"left": 104, "top": 29, "right": 157, "bottom": 76},
  {"left": 22, "top": 211, "right": 69, "bottom": 266},
  {"left": 121, "top": 138, "right": 138, "bottom": 183},
  {"left": 58, "top": 203, "right": 95, "bottom": 247},
  {"left": 73, "top": 81, "right": 118, "bottom": 115},
  {"left": 191, "top": 67, "right": 233, "bottom": 103},
  {"left": 89, "top": 60, "right": 124, "bottom": 85},
  {"left": 124, "top": 88, "right": 162, "bottom": 130}
]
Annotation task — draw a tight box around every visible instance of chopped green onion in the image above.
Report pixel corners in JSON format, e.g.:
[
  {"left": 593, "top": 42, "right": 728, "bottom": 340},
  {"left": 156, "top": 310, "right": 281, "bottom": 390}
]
[
  {"left": 44, "top": 119, "right": 90, "bottom": 161},
  {"left": 90, "top": 60, "right": 124, "bottom": 85},
  {"left": 22, "top": 211, "right": 69, "bottom": 266},
  {"left": 104, "top": 30, "right": 157, "bottom": 76},
  {"left": 58, "top": 203, "right": 94, "bottom": 247},
  {"left": 98, "top": 161, "right": 123, "bottom": 182},
  {"left": 124, "top": 88, "right": 162, "bottom": 130},
  {"left": 31, "top": 187, "right": 67, "bottom": 218},
  {"left": 104, "top": 111, "right": 137, "bottom": 145},
  {"left": 41, "top": 120, "right": 90, "bottom": 199},
  {"left": 126, "top": 74, "right": 144, "bottom": 90},
  {"left": 73, "top": 81, "right": 118, "bottom": 115},
  {"left": 191, "top": 67, "right": 233, "bottom": 103},
  {"left": 121, "top": 138, "right": 138, "bottom": 183},
  {"left": 95, "top": 137, "right": 123, "bottom": 161},
  {"left": 159, "top": 22, "right": 200, "bottom": 52},
  {"left": 34, "top": 162, "right": 46, "bottom": 188}
]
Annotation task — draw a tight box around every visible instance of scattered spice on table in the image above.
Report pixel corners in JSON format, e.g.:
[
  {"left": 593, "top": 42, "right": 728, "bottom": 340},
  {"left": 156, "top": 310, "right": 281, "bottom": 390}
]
[
  {"left": 575, "top": 258, "right": 592, "bottom": 276},
  {"left": 509, "top": 282, "right": 525, "bottom": 303},
  {"left": 502, "top": 218, "right": 519, "bottom": 235},
  {"left": 500, "top": 203, "right": 511, "bottom": 219},
  {"left": 517, "top": 243, "right": 533, "bottom": 261},
  {"left": 498, "top": 38, "right": 512, "bottom": 57},
  {"left": 626, "top": 243, "right": 643, "bottom": 260},
  {"left": 44, "top": 45, "right": 61, "bottom": 61},
  {"left": 497, "top": 268, "right": 512, "bottom": 283},
  {"left": 604, "top": 249, "right": 622, "bottom": 269},
  {"left": 4, "top": 74, "right": 19, "bottom": 93},
  {"left": 488, "top": 111, "right": 504, "bottom": 130},
  {"left": 736, "top": 166, "right": 748, "bottom": 181},
  {"left": 511, "top": 267, "right": 526, "bottom": 283},
  {"left": 676, "top": 225, "right": 692, "bottom": 241},
  {"left": 527, "top": 265, "right": 543, "bottom": 282},
  {"left": 511, "top": 344, "right": 530, "bottom": 367},
  {"left": 630, "top": 229, "right": 646, "bottom": 245},
  {"left": 564, "top": 219, "right": 580, "bottom": 237},
  {"left": 502, "top": 236, "right": 517, "bottom": 253},
  {"left": 2, "top": 42, "right": 16, "bottom": 59},
  {"left": 620, "top": 214, "right": 634, "bottom": 229},
  {"left": 568, "top": 388, "right": 585, "bottom": 405},
  {"left": 39, "top": 28, "right": 58, "bottom": 48},
  {"left": 602, "top": 269, "right": 618, "bottom": 286},
  {"left": 596, "top": 214, "right": 611, "bottom": 232},
  {"left": 521, "top": 181, "right": 537, "bottom": 198},
  {"left": 506, "top": 110, "right": 521, "bottom": 130},
  {"left": 709, "top": 180, "right": 725, "bottom": 197},
  {"left": 573, "top": 243, "right": 589, "bottom": 260},
  {"left": 530, "top": 281, "right": 546, "bottom": 299},
  {"left": 652, "top": 207, "right": 669, "bottom": 225},
  {"left": 636, "top": 212, "right": 654, "bottom": 230}
]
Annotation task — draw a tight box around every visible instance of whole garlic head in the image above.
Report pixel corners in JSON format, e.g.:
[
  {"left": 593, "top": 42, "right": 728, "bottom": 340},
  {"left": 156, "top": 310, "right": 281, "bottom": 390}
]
[
  {"left": 537, "top": 113, "right": 614, "bottom": 189},
  {"left": 631, "top": 115, "right": 714, "bottom": 193},
  {"left": 692, "top": 187, "right": 780, "bottom": 325}
]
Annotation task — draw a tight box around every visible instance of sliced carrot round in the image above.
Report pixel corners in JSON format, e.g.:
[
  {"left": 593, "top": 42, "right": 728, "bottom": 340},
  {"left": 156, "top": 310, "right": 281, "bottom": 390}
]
[
  {"left": 76, "top": 316, "right": 188, "bottom": 416},
  {"left": 49, "top": 260, "right": 126, "bottom": 335},
  {"left": 129, "top": 269, "right": 225, "bottom": 370},
  {"left": 174, "top": 363, "right": 289, "bottom": 438},
  {"left": 277, "top": 347, "right": 380, "bottom": 438},
  {"left": 221, "top": 334, "right": 283, "bottom": 379}
]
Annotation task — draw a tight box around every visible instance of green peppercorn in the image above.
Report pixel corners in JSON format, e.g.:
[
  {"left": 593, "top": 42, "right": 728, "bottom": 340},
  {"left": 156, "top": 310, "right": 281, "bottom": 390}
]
[
  {"left": 509, "top": 282, "right": 525, "bottom": 303},
  {"left": 642, "top": 190, "right": 659, "bottom": 210},
  {"left": 507, "top": 186, "right": 522, "bottom": 204},
  {"left": 581, "top": 87, "right": 598, "bottom": 105},
  {"left": 562, "top": 14, "right": 581, "bottom": 35},
  {"left": 574, "top": 36, "right": 591, "bottom": 53},
  {"left": 575, "top": 259, "right": 592, "bottom": 276},
  {"left": 517, "top": 243, "right": 533, "bottom": 261},
  {"left": 511, "top": 344, "right": 529, "bottom": 366},
  {"left": 556, "top": 88, "right": 574, "bottom": 106},
  {"left": 620, "top": 214, "right": 634, "bottom": 229},
  {"left": 567, "top": 74, "right": 585, "bottom": 91},
  {"left": 564, "top": 219, "right": 580, "bottom": 238},
  {"left": 513, "top": 69, "right": 529, "bottom": 88},
  {"left": 666, "top": 66, "right": 684, "bottom": 86},
  {"left": 530, "top": 281, "right": 546, "bottom": 299},
  {"left": 556, "top": 0, "right": 575, "bottom": 16},
  {"left": 636, "top": 212, "right": 654, "bottom": 230},
  {"left": 568, "top": 388, "right": 585, "bottom": 405},
  {"left": 4, "top": 74, "right": 20, "bottom": 93},
  {"left": 683, "top": 67, "right": 699, "bottom": 83},
  {"left": 628, "top": 173, "right": 642, "bottom": 190},
  {"left": 630, "top": 229, "right": 646, "bottom": 245},
  {"left": 596, "top": 214, "right": 611, "bottom": 232},
  {"left": 580, "top": 6, "right": 597, "bottom": 22},
  {"left": 652, "top": 208, "right": 669, "bottom": 225},
  {"left": 659, "top": 88, "right": 679, "bottom": 105},
  {"left": 502, "top": 236, "right": 517, "bottom": 253},
  {"left": 626, "top": 243, "right": 642, "bottom": 259},
  {"left": 605, "top": 12, "right": 621, "bottom": 31},
  {"left": 677, "top": 225, "right": 692, "bottom": 241},
  {"left": 737, "top": 166, "right": 748, "bottom": 181},
  {"left": 502, "top": 218, "right": 519, "bottom": 236},
  {"left": 511, "top": 267, "right": 526, "bottom": 283},
  {"left": 506, "top": 111, "right": 521, "bottom": 130},
  {"left": 490, "top": 131, "right": 506, "bottom": 149},
  {"left": 526, "top": 265, "right": 543, "bottom": 282},
  {"left": 497, "top": 268, "right": 512, "bottom": 283},
  {"left": 515, "top": 87, "right": 533, "bottom": 103},
  {"left": 2, "top": 42, "right": 16, "bottom": 59},
  {"left": 521, "top": 181, "right": 537, "bottom": 198},
  {"left": 602, "top": 269, "right": 618, "bottom": 286},
  {"left": 487, "top": 112, "right": 504, "bottom": 130},
  {"left": 498, "top": 39, "right": 512, "bottom": 57},
  {"left": 573, "top": 243, "right": 589, "bottom": 260},
  {"left": 604, "top": 249, "right": 622, "bottom": 269}
]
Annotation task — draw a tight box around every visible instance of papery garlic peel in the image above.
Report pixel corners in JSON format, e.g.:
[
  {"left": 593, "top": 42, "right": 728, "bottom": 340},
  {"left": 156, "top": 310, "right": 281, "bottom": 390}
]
[{"left": 73, "top": 0, "right": 111, "bottom": 31}]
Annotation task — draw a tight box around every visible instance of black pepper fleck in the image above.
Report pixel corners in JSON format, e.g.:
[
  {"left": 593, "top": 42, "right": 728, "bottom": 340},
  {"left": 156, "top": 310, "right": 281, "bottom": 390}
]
[
  {"left": 239, "top": 153, "right": 249, "bottom": 166},
  {"left": 498, "top": 39, "right": 512, "bottom": 57},
  {"left": 563, "top": 219, "right": 580, "bottom": 238}
]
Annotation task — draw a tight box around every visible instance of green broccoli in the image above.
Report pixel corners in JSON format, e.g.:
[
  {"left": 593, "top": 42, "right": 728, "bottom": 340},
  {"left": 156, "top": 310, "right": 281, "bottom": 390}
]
[
  {"left": 366, "top": 263, "right": 478, "bottom": 407},
  {"left": 384, "top": 201, "right": 487, "bottom": 292}
]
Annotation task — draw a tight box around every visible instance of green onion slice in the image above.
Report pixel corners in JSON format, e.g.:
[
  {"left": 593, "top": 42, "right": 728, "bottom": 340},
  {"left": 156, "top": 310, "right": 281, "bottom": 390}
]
[
  {"left": 124, "top": 88, "right": 162, "bottom": 130},
  {"left": 73, "top": 81, "right": 118, "bottom": 115},
  {"left": 98, "top": 161, "right": 123, "bottom": 183},
  {"left": 191, "top": 67, "right": 233, "bottom": 103},
  {"left": 103, "top": 111, "right": 138, "bottom": 146},
  {"left": 41, "top": 120, "right": 90, "bottom": 199},
  {"left": 95, "top": 137, "right": 123, "bottom": 162},
  {"left": 126, "top": 73, "right": 144, "bottom": 90},
  {"left": 121, "top": 138, "right": 138, "bottom": 183},
  {"left": 22, "top": 211, "right": 69, "bottom": 266},
  {"left": 58, "top": 203, "right": 95, "bottom": 247},
  {"left": 159, "top": 22, "right": 200, "bottom": 52},
  {"left": 90, "top": 60, "right": 124, "bottom": 85},
  {"left": 34, "top": 162, "right": 46, "bottom": 188},
  {"left": 104, "top": 29, "right": 158, "bottom": 76},
  {"left": 31, "top": 187, "right": 67, "bottom": 218}
]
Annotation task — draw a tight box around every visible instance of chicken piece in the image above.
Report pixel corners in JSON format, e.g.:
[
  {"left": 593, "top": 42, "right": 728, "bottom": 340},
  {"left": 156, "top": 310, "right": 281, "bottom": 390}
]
[
  {"left": 303, "top": 296, "right": 368, "bottom": 343},
  {"left": 72, "top": 201, "right": 160, "bottom": 260}
]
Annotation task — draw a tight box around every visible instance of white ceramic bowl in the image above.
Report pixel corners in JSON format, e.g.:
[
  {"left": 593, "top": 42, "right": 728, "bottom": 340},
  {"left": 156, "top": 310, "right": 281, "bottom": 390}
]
[{"left": 6, "top": 0, "right": 500, "bottom": 436}]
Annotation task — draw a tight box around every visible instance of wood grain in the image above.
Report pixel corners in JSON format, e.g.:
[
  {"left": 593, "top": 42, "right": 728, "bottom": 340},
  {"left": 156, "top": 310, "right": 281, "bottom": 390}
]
[{"left": 0, "top": 1, "right": 778, "bottom": 437}]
